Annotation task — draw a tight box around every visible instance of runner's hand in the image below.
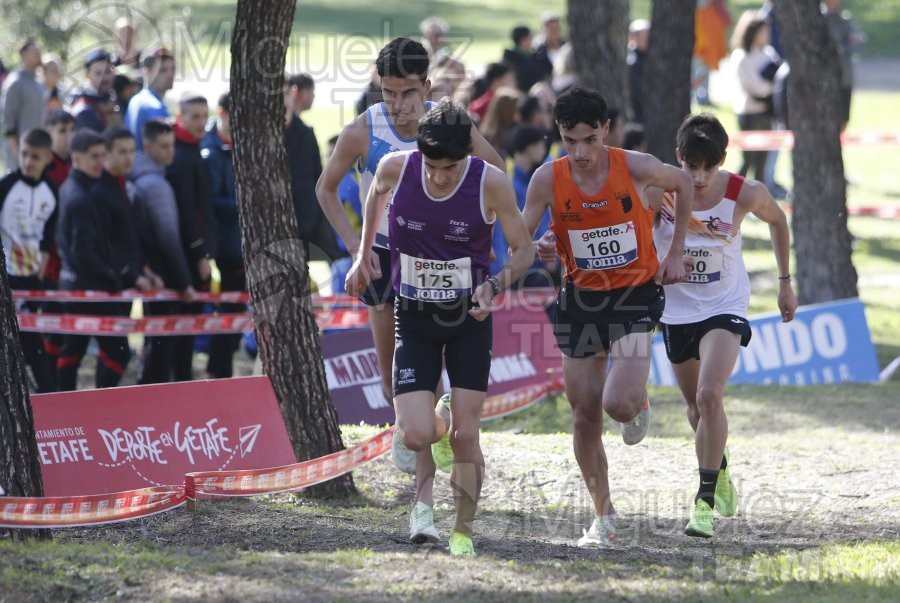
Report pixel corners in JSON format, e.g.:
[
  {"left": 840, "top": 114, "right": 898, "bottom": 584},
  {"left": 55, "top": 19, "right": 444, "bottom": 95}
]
[
  {"left": 535, "top": 231, "right": 558, "bottom": 266},
  {"left": 468, "top": 282, "right": 495, "bottom": 321},
  {"left": 656, "top": 252, "right": 687, "bottom": 285},
  {"left": 778, "top": 278, "right": 798, "bottom": 322},
  {"left": 346, "top": 257, "right": 373, "bottom": 297}
]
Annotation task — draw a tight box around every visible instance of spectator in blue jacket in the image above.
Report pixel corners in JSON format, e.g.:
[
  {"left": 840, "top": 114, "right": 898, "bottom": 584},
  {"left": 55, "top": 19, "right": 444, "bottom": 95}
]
[
  {"left": 202, "top": 92, "right": 245, "bottom": 378},
  {"left": 125, "top": 49, "right": 174, "bottom": 149}
]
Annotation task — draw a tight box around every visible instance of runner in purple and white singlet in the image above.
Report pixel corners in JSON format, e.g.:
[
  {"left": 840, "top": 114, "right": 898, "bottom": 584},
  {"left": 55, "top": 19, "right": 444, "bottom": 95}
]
[{"left": 346, "top": 99, "right": 534, "bottom": 556}]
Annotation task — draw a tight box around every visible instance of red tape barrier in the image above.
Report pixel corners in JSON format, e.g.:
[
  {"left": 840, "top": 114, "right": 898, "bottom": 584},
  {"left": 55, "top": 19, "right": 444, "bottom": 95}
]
[
  {"left": 14, "top": 290, "right": 561, "bottom": 334},
  {"left": 0, "top": 380, "right": 564, "bottom": 528},
  {"left": 728, "top": 130, "right": 900, "bottom": 151},
  {"left": 0, "top": 486, "right": 185, "bottom": 529}
]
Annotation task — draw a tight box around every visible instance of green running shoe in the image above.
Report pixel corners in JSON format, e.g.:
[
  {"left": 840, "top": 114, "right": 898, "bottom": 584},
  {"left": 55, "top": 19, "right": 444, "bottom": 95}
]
[
  {"left": 685, "top": 499, "right": 714, "bottom": 538},
  {"left": 431, "top": 394, "right": 453, "bottom": 473},
  {"left": 449, "top": 531, "right": 475, "bottom": 557},
  {"left": 715, "top": 448, "right": 738, "bottom": 517}
]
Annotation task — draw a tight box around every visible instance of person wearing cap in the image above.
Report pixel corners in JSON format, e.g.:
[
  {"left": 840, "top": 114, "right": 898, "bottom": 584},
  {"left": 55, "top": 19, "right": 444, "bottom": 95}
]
[
  {"left": 1, "top": 39, "right": 46, "bottom": 170},
  {"left": 125, "top": 49, "right": 175, "bottom": 149},
  {"left": 71, "top": 49, "right": 121, "bottom": 133}
]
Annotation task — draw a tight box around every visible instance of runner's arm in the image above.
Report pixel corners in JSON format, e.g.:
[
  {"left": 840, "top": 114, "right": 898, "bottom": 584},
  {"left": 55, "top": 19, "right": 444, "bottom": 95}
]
[
  {"left": 316, "top": 116, "right": 368, "bottom": 255},
  {"left": 344, "top": 152, "right": 404, "bottom": 296},
  {"left": 627, "top": 151, "right": 694, "bottom": 283},
  {"left": 745, "top": 180, "right": 797, "bottom": 321},
  {"left": 523, "top": 163, "right": 558, "bottom": 266},
  {"left": 470, "top": 167, "right": 535, "bottom": 320}
]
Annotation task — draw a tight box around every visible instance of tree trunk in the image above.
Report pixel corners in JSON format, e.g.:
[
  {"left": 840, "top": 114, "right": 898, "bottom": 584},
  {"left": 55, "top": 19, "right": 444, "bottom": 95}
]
[
  {"left": 230, "top": 0, "right": 354, "bottom": 496},
  {"left": 773, "top": 0, "right": 858, "bottom": 303},
  {"left": 566, "top": 0, "right": 630, "bottom": 111},
  {"left": 0, "top": 253, "right": 50, "bottom": 540},
  {"left": 643, "top": 0, "right": 695, "bottom": 164}
]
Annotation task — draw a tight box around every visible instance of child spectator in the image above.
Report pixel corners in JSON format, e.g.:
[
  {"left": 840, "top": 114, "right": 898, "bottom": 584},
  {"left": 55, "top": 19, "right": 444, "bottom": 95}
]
[{"left": 0, "top": 128, "right": 58, "bottom": 392}]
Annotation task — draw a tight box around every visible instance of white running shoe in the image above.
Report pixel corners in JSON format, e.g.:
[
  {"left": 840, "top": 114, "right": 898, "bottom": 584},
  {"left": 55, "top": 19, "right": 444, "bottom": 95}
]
[
  {"left": 577, "top": 514, "right": 617, "bottom": 547},
  {"left": 391, "top": 429, "right": 417, "bottom": 474},
  {"left": 409, "top": 502, "right": 440, "bottom": 544},
  {"left": 621, "top": 399, "right": 651, "bottom": 445}
]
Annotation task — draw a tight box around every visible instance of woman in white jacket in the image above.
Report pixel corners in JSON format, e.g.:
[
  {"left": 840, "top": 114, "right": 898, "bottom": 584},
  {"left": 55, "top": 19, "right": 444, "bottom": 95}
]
[{"left": 730, "top": 11, "right": 780, "bottom": 181}]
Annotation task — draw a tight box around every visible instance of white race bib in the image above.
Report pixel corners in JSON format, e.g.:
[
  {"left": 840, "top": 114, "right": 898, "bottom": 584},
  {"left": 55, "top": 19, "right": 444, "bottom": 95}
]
[
  {"left": 684, "top": 246, "right": 724, "bottom": 284},
  {"left": 399, "top": 253, "right": 472, "bottom": 301},
  {"left": 568, "top": 222, "right": 638, "bottom": 270}
]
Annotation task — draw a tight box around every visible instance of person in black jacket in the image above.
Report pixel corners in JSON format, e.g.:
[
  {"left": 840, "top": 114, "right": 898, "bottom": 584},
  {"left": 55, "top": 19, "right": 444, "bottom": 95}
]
[
  {"left": 167, "top": 94, "right": 213, "bottom": 381},
  {"left": 1, "top": 128, "right": 58, "bottom": 392},
  {"left": 56, "top": 129, "right": 150, "bottom": 390},
  {"left": 284, "top": 73, "right": 345, "bottom": 264}
]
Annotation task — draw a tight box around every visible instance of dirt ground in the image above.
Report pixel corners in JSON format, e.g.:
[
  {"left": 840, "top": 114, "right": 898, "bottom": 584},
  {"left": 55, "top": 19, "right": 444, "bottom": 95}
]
[{"left": 36, "top": 389, "right": 897, "bottom": 602}]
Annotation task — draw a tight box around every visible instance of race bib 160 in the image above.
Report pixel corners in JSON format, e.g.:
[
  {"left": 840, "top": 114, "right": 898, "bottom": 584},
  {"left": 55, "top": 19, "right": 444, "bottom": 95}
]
[{"left": 568, "top": 222, "right": 638, "bottom": 270}]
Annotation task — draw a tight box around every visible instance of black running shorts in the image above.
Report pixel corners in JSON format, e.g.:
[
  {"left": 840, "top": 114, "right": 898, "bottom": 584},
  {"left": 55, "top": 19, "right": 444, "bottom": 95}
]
[
  {"left": 553, "top": 281, "right": 665, "bottom": 358},
  {"left": 661, "top": 314, "right": 752, "bottom": 364},
  {"left": 392, "top": 298, "right": 493, "bottom": 396}
]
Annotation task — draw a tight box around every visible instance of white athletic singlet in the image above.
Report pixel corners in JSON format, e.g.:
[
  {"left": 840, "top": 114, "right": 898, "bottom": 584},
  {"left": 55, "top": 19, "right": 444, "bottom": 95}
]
[
  {"left": 359, "top": 101, "right": 434, "bottom": 249},
  {"left": 653, "top": 173, "right": 750, "bottom": 324}
]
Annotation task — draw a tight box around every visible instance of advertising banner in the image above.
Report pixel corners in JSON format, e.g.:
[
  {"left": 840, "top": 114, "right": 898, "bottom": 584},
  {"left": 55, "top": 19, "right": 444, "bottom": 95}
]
[{"left": 32, "top": 377, "right": 297, "bottom": 496}]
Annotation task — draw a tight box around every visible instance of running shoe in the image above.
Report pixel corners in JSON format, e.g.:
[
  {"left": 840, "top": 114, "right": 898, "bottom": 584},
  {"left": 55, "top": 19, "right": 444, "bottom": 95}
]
[
  {"left": 576, "top": 514, "right": 617, "bottom": 547},
  {"left": 449, "top": 531, "right": 475, "bottom": 557},
  {"left": 431, "top": 393, "right": 453, "bottom": 473},
  {"left": 409, "top": 502, "right": 439, "bottom": 544},
  {"left": 684, "top": 499, "right": 714, "bottom": 538},
  {"left": 621, "top": 399, "right": 651, "bottom": 445},
  {"left": 391, "top": 428, "right": 417, "bottom": 474},
  {"left": 715, "top": 447, "right": 738, "bottom": 517}
]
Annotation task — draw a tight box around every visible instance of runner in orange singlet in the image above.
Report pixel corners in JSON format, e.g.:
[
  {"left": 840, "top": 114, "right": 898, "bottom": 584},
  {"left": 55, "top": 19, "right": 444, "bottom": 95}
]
[{"left": 523, "top": 86, "right": 694, "bottom": 547}]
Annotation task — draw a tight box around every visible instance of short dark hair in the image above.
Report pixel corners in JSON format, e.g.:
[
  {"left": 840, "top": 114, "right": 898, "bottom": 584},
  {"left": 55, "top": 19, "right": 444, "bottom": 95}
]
[
  {"left": 142, "top": 119, "right": 174, "bottom": 144},
  {"left": 511, "top": 26, "right": 531, "bottom": 46},
  {"left": 376, "top": 38, "right": 430, "bottom": 82},
  {"left": 103, "top": 126, "right": 135, "bottom": 149},
  {"left": 44, "top": 109, "right": 75, "bottom": 128},
  {"left": 218, "top": 91, "right": 231, "bottom": 113},
  {"left": 70, "top": 129, "right": 107, "bottom": 154},
  {"left": 22, "top": 128, "right": 52, "bottom": 150},
  {"left": 179, "top": 94, "right": 208, "bottom": 114},
  {"left": 622, "top": 123, "right": 646, "bottom": 151},
  {"left": 19, "top": 38, "right": 37, "bottom": 55},
  {"left": 417, "top": 98, "right": 472, "bottom": 161},
  {"left": 84, "top": 48, "right": 112, "bottom": 69},
  {"left": 508, "top": 124, "right": 546, "bottom": 156},
  {"left": 485, "top": 62, "right": 512, "bottom": 86},
  {"left": 517, "top": 95, "right": 542, "bottom": 124},
  {"left": 676, "top": 113, "right": 728, "bottom": 167},
  {"left": 554, "top": 86, "right": 608, "bottom": 130},
  {"left": 286, "top": 73, "right": 314, "bottom": 91},
  {"left": 142, "top": 48, "right": 173, "bottom": 71}
]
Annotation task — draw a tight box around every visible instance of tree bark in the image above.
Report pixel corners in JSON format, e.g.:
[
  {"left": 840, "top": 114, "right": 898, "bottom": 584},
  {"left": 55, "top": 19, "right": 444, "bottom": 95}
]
[
  {"left": 643, "top": 0, "right": 696, "bottom": 164},
  {"left": 566, "top": 0, "right": 630, "bottom": 111},
  {"left": 0, "top": 252, "right": 50, "bottom": 540},
  {"left": 773, "top": 0, "right": 858, "bottom": 303},
  {"left": 230, "top": 0, "right": 354, "bottom": 496}
]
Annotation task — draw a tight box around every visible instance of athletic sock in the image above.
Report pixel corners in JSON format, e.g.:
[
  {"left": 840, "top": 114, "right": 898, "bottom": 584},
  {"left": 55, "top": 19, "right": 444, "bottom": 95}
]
[{"left": 696, "top": 469, "right": 719, "bottom": 508}]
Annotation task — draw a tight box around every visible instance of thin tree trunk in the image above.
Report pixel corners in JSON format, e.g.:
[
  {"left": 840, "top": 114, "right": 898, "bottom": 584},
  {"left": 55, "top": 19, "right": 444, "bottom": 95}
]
[
  {"left": 773, "top": 0, "right": 858, "bottom": 303},
  {"left": 566, "top": 0, "right": 630, "bottom": 111},
  {"left": 230, "top": 0, "right": 354, "bottom": 496},
  {"left": 0, "top": 251, "right": 50, "bottom": 540},
  {"left": 644, "top": 0, "right": 695, "bottom": 164}
]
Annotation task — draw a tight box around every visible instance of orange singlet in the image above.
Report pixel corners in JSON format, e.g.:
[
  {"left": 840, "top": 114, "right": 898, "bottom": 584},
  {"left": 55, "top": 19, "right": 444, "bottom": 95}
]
[{"left": 550, "top": 147, "right": 658, "bottom": 291}]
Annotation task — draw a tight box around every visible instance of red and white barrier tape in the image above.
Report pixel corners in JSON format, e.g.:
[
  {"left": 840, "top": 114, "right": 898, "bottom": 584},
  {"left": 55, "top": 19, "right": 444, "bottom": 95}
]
[
  {"left": 0, "top": 380, "right": 562, "bottom": 527},
  {"left": 12, "top": 289, "right": 253, "bottom": 304},
  {"left": 17, "top": 312, "right": 254, "bottom": 336},
  {"left": 728, "top": 130, "right": 900, "bottom": 151},
  {"left": 0, "top": 486, "right": 185, "bottom": 529}
]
